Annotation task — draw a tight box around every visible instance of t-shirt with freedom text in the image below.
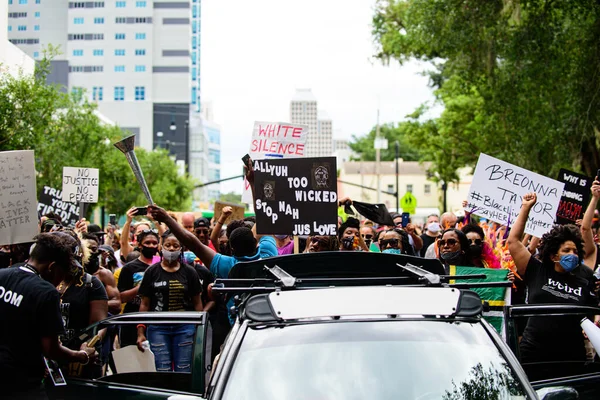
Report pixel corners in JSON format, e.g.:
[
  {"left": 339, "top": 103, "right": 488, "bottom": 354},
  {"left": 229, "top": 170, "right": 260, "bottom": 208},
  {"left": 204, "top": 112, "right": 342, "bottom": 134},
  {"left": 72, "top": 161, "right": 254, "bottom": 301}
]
[
  {"left": 138, "top": 263, "right": 202, "bottom": 312},
  {"left": 0, "top": 267, "right": 65, "bottom": 390},
  {"left": 520, "top": 255, "right": 598, "bottom": 363}
]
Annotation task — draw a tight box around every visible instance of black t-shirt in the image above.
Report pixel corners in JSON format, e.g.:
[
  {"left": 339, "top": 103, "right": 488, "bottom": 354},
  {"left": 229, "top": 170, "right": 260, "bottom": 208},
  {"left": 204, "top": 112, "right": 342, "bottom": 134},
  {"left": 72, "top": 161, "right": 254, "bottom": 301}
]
[
  {"left": 60, "top": 274, "right": 108, "bottom": 346},
  {"left": 0, "top": 266, "right": 65, "bottom": 389},
  {"left": 194, "top": 263, "right": 214, "bottom": 306},
  {"left": 118, "top": 258, "right": 151, "bottom": 314},
  {"left": 521, "top": 256, "right": 598, "bottom": 362},
  {"left": 139, "top": 263, "right": 202, "bottom": 312},
  {"left": 420, "top": 234, "right": 437, "bottom": 257}
]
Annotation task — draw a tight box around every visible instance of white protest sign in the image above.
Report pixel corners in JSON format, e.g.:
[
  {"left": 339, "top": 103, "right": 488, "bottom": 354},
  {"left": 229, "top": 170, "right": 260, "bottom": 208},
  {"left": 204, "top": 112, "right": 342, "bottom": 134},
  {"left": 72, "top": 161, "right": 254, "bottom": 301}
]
[
  {"left": 242, "top": 121, "right": 309, "bottom": 203},
  {"left": 0, "top": 150, "right": 39, "bottom": 245},
  {"left": 466, "top": 153, "right": 564, "bottom": 237},
  {"left": 62, "top": 167, "right": 99, "bottom": 203}
]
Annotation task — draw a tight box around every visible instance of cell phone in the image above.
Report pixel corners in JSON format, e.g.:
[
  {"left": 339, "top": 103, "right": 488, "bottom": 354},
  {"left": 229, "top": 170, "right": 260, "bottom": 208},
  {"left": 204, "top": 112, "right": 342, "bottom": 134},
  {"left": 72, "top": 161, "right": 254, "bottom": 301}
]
[
  {"left": 596, "top": 169, "right": 600, "bottom": 180},
  {"left": 44, "top": 357, "right": 67, "bottom": 386},
  {"left": 109, "top": 214, "right": 117, "bottom": 225},
  {"left": 401, "top": 212, "right": 410, "bottom": 228},
  {"left": 133, "top": 207, "right": 148, "bottom": 216},
  {"left": 242, "top": 153, "right": 251, "bottom": 167}
]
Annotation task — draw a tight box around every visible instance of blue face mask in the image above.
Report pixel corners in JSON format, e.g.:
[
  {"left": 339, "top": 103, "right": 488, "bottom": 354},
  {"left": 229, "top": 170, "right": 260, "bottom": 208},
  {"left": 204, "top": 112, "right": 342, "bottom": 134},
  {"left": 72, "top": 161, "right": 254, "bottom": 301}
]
[
  {"left": 382, "top": 248, "right": 402, "bottom": 255},
  {"left": 558, "top": 254, "right": 579, "bottom": 272}
]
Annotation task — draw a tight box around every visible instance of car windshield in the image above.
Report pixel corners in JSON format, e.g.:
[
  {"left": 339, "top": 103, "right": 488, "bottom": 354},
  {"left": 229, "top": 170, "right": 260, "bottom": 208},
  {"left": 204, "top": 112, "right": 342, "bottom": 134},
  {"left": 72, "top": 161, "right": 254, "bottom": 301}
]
[{"left": 222, "top": 320, "right": 530, "bottom": 400}]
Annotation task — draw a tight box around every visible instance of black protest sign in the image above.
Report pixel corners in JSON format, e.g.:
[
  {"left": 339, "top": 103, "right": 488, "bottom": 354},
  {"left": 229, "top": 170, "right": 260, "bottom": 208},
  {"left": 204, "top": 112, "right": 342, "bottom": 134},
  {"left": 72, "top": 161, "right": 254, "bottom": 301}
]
[
  {"left": 556, "top": 169, "right": 592, "bottom": 224},
  {"left": 253, "top": 157, "right": 338, "bottom": 235},
  {"left": 37, "top": 186, "right": 80, "bottom": 227}
]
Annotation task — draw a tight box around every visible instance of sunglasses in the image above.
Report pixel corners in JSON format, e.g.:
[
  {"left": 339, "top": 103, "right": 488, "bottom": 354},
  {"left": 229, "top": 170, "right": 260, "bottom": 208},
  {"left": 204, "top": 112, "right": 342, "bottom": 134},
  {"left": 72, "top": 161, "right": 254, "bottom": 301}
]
[
  {"left": 469, "top": 238, "right": 483, "bottom": 246},
  {"left": 310, "top": 237, "right": 328, "bottom": 245},
  {"left": 362, "top": 234, "right": 373, "bottom": 240},
  {"left": 195, "top": 229, "right": 209, "bottom": 235},
  {"left": 380, "top": 239, "right": 399, "bottom": 248},
  {"left": 438, "top": 238, "right": 458, "bottom": 247}
]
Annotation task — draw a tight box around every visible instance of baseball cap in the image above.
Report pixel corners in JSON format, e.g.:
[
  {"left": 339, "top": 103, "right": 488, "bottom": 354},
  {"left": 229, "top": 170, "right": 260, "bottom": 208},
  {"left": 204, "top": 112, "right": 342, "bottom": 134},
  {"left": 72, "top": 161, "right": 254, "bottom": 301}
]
[
  {"left": 194, "top": 217, "right": 210, "bottom": 229},
  {"left": 98, "top": 244, "right": 115, "bottom": 257},
  {"left": 87, "top": 224, "right": 106, "bottom": 236}
]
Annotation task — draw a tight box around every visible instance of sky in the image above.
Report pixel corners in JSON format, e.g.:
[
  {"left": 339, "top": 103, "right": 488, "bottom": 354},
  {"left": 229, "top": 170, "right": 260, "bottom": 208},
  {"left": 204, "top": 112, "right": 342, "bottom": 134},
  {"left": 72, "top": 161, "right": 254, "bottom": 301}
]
[{"left": 200, "top": 0, "right": 436, "bottom": 194}]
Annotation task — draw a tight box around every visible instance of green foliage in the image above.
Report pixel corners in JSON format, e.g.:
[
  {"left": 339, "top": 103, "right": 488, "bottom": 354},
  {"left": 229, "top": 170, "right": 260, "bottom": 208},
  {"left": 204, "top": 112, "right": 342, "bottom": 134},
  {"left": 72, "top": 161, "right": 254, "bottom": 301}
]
[
  {"left": 373, "top": 0, "right": 600, "bottom": 181},
  {"left": 219, "top": 191, "right": 243, "bottom": 204},
  {"left": 348, "top": 123, "right": 423, "bottom": 162},
  {"left": 0, "top": 55, "right": 195, "bottom": 217}
]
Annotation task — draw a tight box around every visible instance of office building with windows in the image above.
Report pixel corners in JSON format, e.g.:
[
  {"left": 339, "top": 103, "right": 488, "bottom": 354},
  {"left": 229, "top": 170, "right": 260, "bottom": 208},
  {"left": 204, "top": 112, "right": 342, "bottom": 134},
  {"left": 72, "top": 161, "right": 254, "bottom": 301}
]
[
  {"left": 290, "top": 88, "right": 333, "bottom": 157},
  {"left": 6, "top": 0, "right": 210, "bottom": 196}
]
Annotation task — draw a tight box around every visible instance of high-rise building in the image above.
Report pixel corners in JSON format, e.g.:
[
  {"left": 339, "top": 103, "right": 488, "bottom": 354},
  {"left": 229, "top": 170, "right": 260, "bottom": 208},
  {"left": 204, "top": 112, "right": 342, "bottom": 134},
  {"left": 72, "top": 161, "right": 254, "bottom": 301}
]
[
  {"left": 202, "top": 102, "right": 221, "bottom": 201},
  {"left": 289, "top": 89, "right": 333, "bottom": 157},
  {"left": 1, "top": 0, "right": 34, "bottom": 77},
  {"left": 6, "top": 0, "right": 208, "bottom": 189}
]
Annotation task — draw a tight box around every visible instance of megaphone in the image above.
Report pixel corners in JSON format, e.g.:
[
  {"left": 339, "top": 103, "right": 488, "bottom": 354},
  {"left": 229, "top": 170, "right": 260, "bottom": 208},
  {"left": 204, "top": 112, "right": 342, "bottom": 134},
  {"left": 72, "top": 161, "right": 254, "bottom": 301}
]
[
  {"left": 114, "top": 135, "right": 154, "bottom": 205},
  {"left": 580, "top": 317, "right": 600, "bottom": 353}
]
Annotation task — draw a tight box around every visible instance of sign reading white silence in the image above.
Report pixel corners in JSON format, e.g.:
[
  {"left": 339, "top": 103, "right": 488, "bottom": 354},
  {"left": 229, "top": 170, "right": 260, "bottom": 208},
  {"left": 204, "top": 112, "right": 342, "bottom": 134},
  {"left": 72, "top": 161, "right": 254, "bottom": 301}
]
[
  {"left": 62, "top": 167, "right": 99, "bottom": 203},
  {"left": 0, "top": 150, "right": 39, "bottom": 245},
  {"left": 466, "top": 153, "right": 564, "bottom": 237}
]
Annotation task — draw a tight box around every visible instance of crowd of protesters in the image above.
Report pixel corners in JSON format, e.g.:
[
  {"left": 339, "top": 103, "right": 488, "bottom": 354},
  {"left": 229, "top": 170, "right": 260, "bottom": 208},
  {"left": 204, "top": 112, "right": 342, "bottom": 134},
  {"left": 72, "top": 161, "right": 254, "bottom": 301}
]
[{"left": 2, "top": 159, "right": 600, "bottom": 398}]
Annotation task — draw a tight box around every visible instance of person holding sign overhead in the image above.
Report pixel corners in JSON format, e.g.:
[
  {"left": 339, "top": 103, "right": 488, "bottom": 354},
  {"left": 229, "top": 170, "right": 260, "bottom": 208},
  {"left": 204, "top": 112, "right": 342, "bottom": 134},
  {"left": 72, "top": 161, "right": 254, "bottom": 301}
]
[{"left": 508, "top": 192, "right": 600, "bottom": 364}]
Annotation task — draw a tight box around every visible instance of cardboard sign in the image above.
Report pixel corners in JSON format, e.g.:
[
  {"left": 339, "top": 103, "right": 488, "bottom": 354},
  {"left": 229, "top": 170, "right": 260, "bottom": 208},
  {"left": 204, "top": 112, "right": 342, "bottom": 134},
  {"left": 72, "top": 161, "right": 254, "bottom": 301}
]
[
  {"left": 38, "top": 186, "right": 80, "bottom": 227},
  {"left": 62, "top": 167, "right": 99, "bottom": 203},
  {"left": 254, "top": 157, "right": 338, "bottom": 235},
  {"left": 0, "top": 150, "right": 39, "bottom": 245},
  {"left": 214, "top": 201, "right": 245, "bottom": 224},
  {"left": 242, "top": 121, "right": 310, "bottom": 203},
  {"left": 465, "top": 153, "right": 564, "bottom": 237},
  {"left": 556, "top": 169, "right": 592, "bottom": 224}
]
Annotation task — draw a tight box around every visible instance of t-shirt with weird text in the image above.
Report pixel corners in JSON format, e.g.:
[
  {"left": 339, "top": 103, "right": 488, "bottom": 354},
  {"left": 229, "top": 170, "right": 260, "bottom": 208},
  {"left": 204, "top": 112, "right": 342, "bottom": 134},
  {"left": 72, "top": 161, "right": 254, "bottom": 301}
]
[
  {"left": 138, "top": 263, "right": 202, "bottom": 312},
  {"left": 0, "top": 266, "right": 65, "bottom": 390},
  {"left": 520, "top": 255, "right": 598, "bottom": 363}
]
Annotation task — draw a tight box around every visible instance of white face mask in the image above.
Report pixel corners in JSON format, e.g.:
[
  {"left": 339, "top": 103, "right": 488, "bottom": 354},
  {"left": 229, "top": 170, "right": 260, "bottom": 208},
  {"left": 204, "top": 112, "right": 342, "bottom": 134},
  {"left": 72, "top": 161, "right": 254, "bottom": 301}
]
[
  {"left": 427, "top": 222, "right": 441, "bottom": 234},
  {"left": 162, "top": 250, "right": 181, "bottom": 263}
]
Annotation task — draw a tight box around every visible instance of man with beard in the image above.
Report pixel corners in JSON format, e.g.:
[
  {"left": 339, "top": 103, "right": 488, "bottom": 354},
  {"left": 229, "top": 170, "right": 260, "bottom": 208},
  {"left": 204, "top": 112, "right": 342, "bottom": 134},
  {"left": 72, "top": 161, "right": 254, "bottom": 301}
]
[
  {"left": 0, "top": 233, "right": 97, "bottom": 398},
  {"left": 82, "top": 234, "right": 121, "bottom": 315}
]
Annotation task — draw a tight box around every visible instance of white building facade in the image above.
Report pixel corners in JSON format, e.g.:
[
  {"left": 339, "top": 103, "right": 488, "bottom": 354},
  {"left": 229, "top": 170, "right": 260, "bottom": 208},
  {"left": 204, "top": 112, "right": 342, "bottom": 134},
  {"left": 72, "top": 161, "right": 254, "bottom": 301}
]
[
  {"left": 1, "top": 0, "right": 34, "bottom": 77},
  {"left": 7, "top": 0, "right": 210, "bottom": 191},
  {"left": 289, "top": 88, "right": 333, "bottom": 157}
]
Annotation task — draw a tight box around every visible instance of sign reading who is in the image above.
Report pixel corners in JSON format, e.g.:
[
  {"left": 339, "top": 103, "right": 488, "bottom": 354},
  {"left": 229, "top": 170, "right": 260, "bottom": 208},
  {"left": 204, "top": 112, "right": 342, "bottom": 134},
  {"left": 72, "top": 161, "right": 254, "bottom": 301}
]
[{"left": 253, "top": 157, "right": 338, "bottom": 236}]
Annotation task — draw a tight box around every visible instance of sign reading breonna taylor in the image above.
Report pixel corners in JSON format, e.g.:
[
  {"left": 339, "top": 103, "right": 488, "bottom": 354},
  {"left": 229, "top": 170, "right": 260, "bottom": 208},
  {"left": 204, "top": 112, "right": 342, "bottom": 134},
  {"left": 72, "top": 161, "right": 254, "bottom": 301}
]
[
  {"left": 253, "top": 157, "right": 338, "bottom": 236},
  {"left": 466, "top": 153, "right": 564, "bottom": 238}
]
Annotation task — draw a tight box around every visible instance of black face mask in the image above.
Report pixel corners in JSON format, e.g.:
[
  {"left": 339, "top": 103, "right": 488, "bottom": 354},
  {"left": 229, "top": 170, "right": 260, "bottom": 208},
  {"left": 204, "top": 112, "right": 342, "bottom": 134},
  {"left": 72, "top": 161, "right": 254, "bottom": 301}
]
[
  {"left": 140, "top": 246, "right": 159, "bottom": 259},
  {"left": 341, "top": 237, "right": 355, "bottom": 250},
  {"left": 219, "top": 243, "right": 230, "bottom": 255},
  {"left": 470, "top": 244, "right": 483, "bottom": 257},
  {"left": 86, "top": 252, "right": 100, "bottom": 274},
  {"left": 0, "top": 252, "right": 11, "bottom": 269}
]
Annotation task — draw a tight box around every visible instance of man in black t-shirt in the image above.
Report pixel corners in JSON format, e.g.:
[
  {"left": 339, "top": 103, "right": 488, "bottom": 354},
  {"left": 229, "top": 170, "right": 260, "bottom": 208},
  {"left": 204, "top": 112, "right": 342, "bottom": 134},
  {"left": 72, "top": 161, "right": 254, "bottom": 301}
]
[{"left": 0, "top": 233, "right": 96, "bottom": 398}]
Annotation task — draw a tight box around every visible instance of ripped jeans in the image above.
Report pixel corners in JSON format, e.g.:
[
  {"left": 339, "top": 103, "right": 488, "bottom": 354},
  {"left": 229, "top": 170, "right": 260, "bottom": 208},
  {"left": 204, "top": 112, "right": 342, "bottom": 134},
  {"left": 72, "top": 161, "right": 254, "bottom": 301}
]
[{"left": 147, "top": 324, "right": 196, "bottom": 372}]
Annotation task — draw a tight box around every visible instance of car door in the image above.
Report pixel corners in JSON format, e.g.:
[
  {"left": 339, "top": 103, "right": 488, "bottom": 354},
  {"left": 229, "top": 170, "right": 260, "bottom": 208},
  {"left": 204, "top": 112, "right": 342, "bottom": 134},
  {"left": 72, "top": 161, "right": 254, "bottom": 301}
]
[{"left": 47, "top": 312, "right": 212, "bottom": 400}]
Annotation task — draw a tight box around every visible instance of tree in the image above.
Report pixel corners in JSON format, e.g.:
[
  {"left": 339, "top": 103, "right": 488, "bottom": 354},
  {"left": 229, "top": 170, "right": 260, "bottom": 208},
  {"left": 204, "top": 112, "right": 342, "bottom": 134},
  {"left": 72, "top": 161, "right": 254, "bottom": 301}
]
[
  {"left": 0, "top": 56, "right": 195, "bottom": 216},
  {"left": 372, "top": 0, "right": 600, "bottom": 181},
  {"left": 219, "top": 191, "right": 243, "bottom": 204},
  {"left": 348, "top": 123, "right": 423, "bottom": 162}
]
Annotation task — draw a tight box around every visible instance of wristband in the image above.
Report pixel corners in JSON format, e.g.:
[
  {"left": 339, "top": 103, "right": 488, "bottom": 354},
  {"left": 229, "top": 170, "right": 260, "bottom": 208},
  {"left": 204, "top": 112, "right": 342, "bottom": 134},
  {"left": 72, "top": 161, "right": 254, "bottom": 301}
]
[
  {"left": 136, "top": 324, "right": 146, "bottom": 330},
  {"left": 80, "top": 350, "right": 90, "bottom": 366},
  {"left": 216, "top": 220, "right": 225, "bottom": 225}
]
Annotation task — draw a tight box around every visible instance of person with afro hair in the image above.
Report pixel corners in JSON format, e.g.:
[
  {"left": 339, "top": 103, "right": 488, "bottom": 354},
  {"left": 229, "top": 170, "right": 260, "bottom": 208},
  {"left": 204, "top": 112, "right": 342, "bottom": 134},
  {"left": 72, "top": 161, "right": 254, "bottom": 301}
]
[
  {"left": 338, "top": 217, "right": 369, "bottom": 251},
  {"left": 508, "top": 192, "right": 599, "bottom": 364}
]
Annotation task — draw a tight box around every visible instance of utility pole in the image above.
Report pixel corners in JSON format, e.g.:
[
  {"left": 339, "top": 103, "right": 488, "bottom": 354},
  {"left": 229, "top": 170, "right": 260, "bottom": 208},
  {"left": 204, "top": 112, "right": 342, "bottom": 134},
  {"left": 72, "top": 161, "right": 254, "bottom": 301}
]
[
  {"left": 375, "top": 109, "right": 381, "bottom": 203},
  {"left": 395, "top": 140, "right": 400, "bottom": 212}
]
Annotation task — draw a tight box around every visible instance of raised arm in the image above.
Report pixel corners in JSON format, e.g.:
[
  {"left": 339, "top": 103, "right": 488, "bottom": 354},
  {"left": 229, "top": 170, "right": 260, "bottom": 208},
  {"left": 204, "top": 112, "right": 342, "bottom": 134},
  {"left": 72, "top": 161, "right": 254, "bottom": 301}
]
[
  {"left": 147, "top": 205, "right": 216, "bottom": 267},
  {"left": 582, "top": 178, "right": 600, "bottom": 269},
  {"left": 120, "top": 207, "right": 136, "bottom": 258},
  {"left": 508, "top": 192, "right": 538, "bottom": 277},
  {"left": 211, "top": 207, "right": 233, "bottom": 251}
]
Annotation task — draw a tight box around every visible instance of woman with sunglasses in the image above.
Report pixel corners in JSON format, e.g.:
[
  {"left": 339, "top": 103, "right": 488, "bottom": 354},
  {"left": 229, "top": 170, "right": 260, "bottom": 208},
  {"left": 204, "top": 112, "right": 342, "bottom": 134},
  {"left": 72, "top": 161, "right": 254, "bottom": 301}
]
[
  {"left": 461, "top": 224, "right": 502, "bottom": 269},
  {"left": 305, "top": 236, "right": 339, "bottom": 253},
  {"left": 437, "top": 229, "right": 474, "bottom": 272},
  {"left": 379, "top": 229, "right": 413, "bottom": 255}
]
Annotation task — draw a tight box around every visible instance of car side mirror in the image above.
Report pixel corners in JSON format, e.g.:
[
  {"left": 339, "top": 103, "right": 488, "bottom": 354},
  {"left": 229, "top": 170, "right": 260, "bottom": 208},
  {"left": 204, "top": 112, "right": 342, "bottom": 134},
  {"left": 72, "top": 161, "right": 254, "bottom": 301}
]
[{"left": 536, "top": 386, "right": 579, "bottom": 400}]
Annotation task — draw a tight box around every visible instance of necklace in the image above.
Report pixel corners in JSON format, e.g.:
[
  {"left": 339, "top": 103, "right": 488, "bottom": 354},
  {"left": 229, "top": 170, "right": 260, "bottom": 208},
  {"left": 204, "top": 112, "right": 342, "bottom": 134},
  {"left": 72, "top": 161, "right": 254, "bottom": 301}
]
[
  {"left": 20, "top": 264, "right": 40, "bottom": 277},
  {"left": 57, "top": 280, "right": 72, "bottom": 300}
]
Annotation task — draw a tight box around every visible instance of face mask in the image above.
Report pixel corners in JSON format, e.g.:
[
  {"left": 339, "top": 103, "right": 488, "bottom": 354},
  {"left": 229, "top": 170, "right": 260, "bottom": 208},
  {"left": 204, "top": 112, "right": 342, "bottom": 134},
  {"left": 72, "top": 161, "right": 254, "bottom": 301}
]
[
  {"left": 469, "top": 244, "right": 483, "bottom": 257},
  {"left": 162, "top": 250, "right": 181, "bottom": 264},
  {"left": 86, "top": 252, "right": 100, "bottom": 274},
  {"left": 0, "top": 252, "right": 11, "bottom": 269},
  {"left": 274, "top": 235, "right": 288, "bottom": 240},
  {"left": 140, "top": 246, "right": 158, "bottom": 259},
  {"left": 219, "top": 243, "right": 229, "bottom": 255},
  {"left": 383, "top": 248, "right": 402, "bottom": 255},
  {"left": 427, "top": 222, "right": 441, "bottom": 234},
  {"left": 341, "top": 237, "right": 355, "bottom": 250},
  {"left": 558, "top": 254, "right": 579, "bottom": 272},
  {"left": 441, "top": 250, "right": 463, "bottom": 264}
]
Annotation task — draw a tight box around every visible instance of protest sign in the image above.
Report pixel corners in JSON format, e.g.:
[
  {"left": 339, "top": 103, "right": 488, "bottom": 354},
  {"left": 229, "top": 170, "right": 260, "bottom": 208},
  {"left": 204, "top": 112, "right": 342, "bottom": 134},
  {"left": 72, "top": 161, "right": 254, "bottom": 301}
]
[
  {"left": 214, "top": 201, "right": 245, "bottom": 224},
  {"left": 62, "top": 167, "right": 99, "bottom": 203},
  {"left": 556, "top": 169, "right": 592, "bottom": 225},
  {"left": 0, "top": 150, "right": 39, "bottom": 245},
  {"left": 242, "top": 121, "right": 310, "bottom": 203},
  {"left": 38, "top": 186, "right": 80, "bottom": 227},
  {"left": 465, "top": 153, "right": 564, "bottom": 237},
  {"left": 253, "top": 157, "right": 338, "bottom": 235}
]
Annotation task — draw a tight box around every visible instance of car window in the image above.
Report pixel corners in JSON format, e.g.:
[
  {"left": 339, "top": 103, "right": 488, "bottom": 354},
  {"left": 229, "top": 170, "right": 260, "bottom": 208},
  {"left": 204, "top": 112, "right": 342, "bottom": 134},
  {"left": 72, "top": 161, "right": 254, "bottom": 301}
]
[{"left": 222, "top": 320, "right": 530, "bottom": 400}]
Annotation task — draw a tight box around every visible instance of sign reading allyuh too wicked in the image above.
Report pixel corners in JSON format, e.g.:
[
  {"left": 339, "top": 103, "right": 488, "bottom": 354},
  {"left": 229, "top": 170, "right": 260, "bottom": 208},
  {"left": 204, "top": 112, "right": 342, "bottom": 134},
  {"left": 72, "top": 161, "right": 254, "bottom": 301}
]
[{"left": 253, "top": 157, "right": 338, "bottom": 236}]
